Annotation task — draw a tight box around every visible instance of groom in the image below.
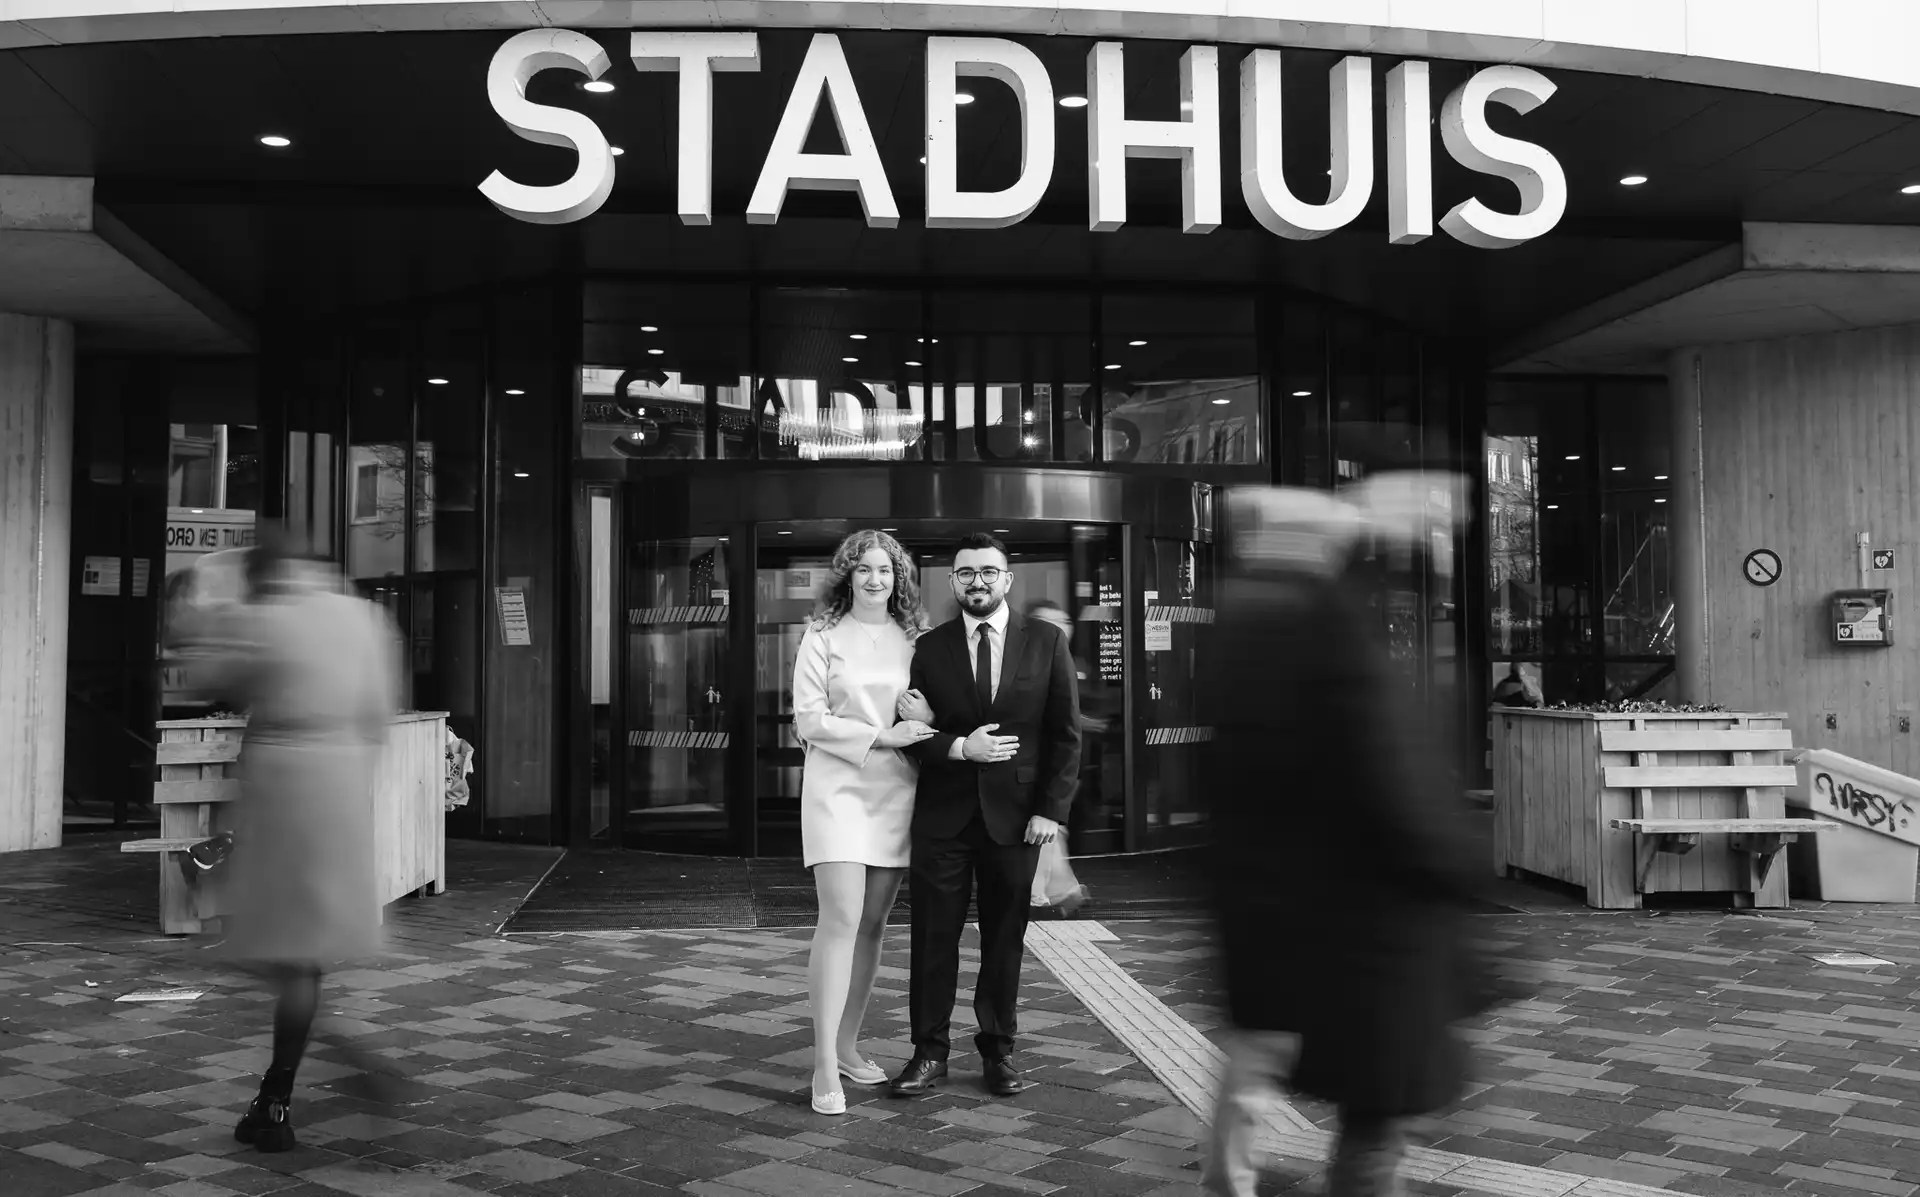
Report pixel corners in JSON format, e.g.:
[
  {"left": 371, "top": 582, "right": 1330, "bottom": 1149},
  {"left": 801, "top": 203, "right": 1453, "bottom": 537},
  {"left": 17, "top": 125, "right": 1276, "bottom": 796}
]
[{"left": 891, "top": 533, "right": 1081, "bottom": 1098}]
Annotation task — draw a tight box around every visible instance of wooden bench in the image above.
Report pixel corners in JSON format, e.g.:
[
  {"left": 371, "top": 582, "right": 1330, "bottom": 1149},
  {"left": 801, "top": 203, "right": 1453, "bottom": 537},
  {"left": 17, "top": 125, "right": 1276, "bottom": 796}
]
[
  {"left": 119, "top": 729, "right": 242, "bottom": 934},
  {"left": 121, "top": 714, "right": 451, "bottom": 936},
  {"left": 1601, "top": 724, "right": 1834, "bottom": 904}
]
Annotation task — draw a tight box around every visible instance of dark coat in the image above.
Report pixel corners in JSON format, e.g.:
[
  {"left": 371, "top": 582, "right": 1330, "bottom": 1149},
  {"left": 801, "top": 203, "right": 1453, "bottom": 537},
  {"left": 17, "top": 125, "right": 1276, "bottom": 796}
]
[
  {"left": 1198, "top": 567, "right": 1489, "bottom": 1118},
  {"left": 907, "top": 611, "right": 1082, "bottom": 844}
]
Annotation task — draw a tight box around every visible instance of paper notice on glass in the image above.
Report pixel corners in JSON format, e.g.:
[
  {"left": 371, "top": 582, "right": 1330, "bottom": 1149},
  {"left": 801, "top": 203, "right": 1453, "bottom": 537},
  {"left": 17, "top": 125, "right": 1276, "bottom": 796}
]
[
  {"left": 495, "top": 587, "right": 532, "bottom": 646},
  {"left": 131, "top": 558, "right": 151, "bottom": 597},
  {"left": 82, "top": 556, "right": 121, "bottom": 596},
  {"left": 1144, "top": 619, "right": 1173, "bottom": 652}
]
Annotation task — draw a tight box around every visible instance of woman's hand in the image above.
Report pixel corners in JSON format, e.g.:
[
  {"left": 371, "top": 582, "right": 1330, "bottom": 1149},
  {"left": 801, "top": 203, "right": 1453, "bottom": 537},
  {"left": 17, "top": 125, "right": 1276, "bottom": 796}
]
[
  {"left": 877, "top": 719, "right": 935, "bottom": 749},
  {"left": 896, "top": 688, "right": 933, "bottom": 723}
]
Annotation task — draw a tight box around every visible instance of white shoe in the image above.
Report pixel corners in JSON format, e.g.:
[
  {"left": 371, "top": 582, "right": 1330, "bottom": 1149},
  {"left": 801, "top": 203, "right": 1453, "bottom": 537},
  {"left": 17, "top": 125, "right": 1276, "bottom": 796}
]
[
  {"left": 838, "top": 1057, "right": 888, "bottom": 1086},
  {"left": 810, "top": 1087, "right": 846, "bottom": 1116}
]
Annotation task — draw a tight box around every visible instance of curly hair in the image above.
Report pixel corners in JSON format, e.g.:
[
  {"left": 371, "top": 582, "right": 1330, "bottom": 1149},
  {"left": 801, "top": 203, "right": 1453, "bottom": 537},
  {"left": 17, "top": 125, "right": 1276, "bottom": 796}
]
[{"left": 814, "top": 529, "right": 928, "bottom": 638}]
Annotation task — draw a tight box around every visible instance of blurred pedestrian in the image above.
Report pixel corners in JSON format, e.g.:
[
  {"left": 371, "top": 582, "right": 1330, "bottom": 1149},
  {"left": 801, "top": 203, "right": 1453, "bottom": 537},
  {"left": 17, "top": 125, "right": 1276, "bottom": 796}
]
[
  {"left": 181, "top": 528, "right": 401, "bottom": 1153},
  {"left": 1197, "top": 481, "right": 1495, "bottom": 1197},
  {"left": 793, "top": 530, "right": 934, "bottom": 1115}
]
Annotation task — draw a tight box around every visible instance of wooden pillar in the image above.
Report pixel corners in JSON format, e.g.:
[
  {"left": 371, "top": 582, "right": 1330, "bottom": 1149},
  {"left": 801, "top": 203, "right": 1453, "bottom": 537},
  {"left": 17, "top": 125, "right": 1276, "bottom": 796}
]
[
  {"left": 1670, "top": 347, "right": 1710, "bottom": 705},
  {"left": 0, "top": 314, "right": 75, "bottom": 852}
]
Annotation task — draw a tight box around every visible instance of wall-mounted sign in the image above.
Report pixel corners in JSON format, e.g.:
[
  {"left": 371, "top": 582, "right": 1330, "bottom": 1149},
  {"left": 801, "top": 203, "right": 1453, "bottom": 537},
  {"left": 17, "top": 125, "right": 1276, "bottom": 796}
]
[
  {"left": 1742, "top": 549, "right": 1781, "bottom": 587},
  {"left": 81, "top": 556, "right": 121, "bottom": 597},
  {"left": 1873, "top": 548, "right": 1896, "bottom": 570},
  {"left": 482, "top": 29, "right": 1565, "bottom": 249}
]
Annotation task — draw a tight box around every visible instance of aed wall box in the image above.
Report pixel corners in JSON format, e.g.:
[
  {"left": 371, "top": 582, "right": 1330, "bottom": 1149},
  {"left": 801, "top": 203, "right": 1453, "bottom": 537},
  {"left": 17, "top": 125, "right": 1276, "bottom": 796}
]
[{"left": 1833, "top": 588, "right": 1893, "bottom": 646}]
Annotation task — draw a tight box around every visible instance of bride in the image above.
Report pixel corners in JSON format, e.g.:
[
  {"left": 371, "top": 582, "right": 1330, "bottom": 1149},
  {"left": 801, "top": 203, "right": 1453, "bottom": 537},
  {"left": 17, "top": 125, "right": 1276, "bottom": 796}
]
[{"left": 791, "top": 529, "right": 934, "bottom": 1115}]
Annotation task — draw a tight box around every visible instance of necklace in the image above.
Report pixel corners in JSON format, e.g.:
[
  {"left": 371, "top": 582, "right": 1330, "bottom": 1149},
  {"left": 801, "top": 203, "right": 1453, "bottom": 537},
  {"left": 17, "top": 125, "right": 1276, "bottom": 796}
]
[{"left": 849, "top": 616, "right": 891, "bottom": 647}]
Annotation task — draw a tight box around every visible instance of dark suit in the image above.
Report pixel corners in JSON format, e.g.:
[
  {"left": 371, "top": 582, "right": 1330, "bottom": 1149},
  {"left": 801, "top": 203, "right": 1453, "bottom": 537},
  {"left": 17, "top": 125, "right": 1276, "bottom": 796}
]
[{"left": 906, "top": 609, "right": 1081, "bottom": 1061}]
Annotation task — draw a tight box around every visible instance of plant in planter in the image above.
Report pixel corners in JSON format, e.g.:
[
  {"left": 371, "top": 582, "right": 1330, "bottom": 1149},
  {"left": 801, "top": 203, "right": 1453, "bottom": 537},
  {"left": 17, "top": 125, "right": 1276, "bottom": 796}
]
[{"left": 1544, "top": 700, "right": 1726, "bottom": 714}]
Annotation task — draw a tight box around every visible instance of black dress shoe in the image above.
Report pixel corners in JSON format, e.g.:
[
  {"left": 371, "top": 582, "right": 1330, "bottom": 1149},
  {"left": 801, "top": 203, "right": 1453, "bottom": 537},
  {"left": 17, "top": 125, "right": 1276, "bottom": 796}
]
[
  {"left": 888, "top": 1055, "right": 949, "bottom": 1097},
  {"left": 234, "top": 1094, "right": 295, "bottom": 1153},
  {"left": 983, "top": 1055, "right": 1030, "bottom": 1097}
]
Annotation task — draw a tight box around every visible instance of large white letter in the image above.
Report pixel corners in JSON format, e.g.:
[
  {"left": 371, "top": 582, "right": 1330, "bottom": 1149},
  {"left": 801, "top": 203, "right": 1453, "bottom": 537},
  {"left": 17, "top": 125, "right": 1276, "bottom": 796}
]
[
  {"left": 1239, "top": 51, "right": 1371, "bottom": 241},
  {"left": 747, "top": 33, "right": 898, "bottom": 228},
  {"left": 631, "top": 32, "right": 761, "bottom": 226},
  {"left": 1386, "top": 60, "right": 1432, "bottom": 245},
  {"left": 1087, "top": 42, "right": 1220, "bottom": 234},
  {"left": 1439, "top": 65, "right": 1565, "bottom": 249},
  {"left": 925, "top": 37, "right": 1055, "bottom": 230},
  {"left": 478, "top": 29, "right": 615, "bottom": 225}
]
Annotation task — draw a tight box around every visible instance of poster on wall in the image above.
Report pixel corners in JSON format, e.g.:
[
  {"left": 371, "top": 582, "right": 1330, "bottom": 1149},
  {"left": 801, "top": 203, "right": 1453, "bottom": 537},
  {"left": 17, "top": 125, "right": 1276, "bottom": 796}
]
[{"left": 160, "top": 508, "right": 257, "bottom": 707}]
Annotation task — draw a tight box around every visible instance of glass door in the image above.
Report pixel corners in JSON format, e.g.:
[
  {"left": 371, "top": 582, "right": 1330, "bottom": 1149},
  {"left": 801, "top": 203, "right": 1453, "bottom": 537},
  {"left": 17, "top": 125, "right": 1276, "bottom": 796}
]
[
  {"left": 619, "top": 534, "right": 735, "bottom": 851},
  {"left": 1138, "top": 534, "right": 1213, "bottom": 846}
]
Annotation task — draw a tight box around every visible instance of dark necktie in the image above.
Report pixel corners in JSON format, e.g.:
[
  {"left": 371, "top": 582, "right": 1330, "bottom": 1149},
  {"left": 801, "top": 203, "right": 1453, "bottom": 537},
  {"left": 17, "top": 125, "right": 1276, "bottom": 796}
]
[{"left": 975, "top": 624, "right": 993, "bottom": 713}]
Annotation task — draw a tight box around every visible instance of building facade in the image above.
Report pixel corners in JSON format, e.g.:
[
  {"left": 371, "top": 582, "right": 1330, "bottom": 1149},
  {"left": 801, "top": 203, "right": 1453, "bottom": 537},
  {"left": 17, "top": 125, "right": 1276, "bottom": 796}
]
[{"left": 4, "top": 2, "right": 1920, "bottom": 854}]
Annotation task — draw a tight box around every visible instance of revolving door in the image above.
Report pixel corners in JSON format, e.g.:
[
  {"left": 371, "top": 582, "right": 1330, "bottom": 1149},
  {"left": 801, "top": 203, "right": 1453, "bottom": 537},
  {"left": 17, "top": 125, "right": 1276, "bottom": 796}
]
[{"left": 585, "top": 466, "right": 1215, "bottom": 857}]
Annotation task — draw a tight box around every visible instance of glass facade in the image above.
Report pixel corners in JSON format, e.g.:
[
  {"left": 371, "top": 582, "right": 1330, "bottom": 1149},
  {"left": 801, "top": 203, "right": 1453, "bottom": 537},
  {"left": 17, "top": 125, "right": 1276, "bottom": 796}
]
[
  {"left": 1483, "top": 377, "right": 1674, "bottom": 715},
  {"left": 255, "top": 274, "right": 1511, "bottom": 851}
]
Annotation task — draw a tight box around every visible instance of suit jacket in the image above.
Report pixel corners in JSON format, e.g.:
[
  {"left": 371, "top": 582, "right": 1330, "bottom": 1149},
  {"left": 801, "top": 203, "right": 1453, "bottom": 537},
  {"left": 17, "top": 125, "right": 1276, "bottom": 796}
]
[{"left": 907, "top": 610, "right": 1082, "bottom": 844}]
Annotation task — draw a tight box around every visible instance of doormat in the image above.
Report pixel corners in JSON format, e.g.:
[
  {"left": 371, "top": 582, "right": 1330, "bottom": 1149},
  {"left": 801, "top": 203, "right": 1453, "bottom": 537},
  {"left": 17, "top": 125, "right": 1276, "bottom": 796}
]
[{"left": 500, "top": 848, "right": 1518, "bottom": 934}]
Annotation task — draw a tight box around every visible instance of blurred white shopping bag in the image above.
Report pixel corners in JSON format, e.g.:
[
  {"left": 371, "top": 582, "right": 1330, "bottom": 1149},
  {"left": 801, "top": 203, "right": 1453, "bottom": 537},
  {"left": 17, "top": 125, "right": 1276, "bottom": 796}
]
[{"left": 1032, "top": 834, "right": 1089, "bottom": 913}]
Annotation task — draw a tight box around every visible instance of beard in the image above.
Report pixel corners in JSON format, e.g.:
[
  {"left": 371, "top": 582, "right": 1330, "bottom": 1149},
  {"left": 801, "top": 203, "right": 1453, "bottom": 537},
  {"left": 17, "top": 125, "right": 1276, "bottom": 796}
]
[{"left": 960, "top": 587, "right": 1004, "bottom": 617}]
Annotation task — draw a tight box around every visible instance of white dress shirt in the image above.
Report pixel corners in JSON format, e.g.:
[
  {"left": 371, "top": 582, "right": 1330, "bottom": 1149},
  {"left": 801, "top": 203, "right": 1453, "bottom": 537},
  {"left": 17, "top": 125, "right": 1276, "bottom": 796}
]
[{"left": 949, "top": 603, "right": 1011, "bottom": 759}]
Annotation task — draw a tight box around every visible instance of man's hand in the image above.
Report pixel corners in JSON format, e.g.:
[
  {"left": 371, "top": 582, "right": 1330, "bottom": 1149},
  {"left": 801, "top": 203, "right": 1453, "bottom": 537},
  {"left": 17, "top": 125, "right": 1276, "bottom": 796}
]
[
  {"left": 1024, "top": 815, "right": 1062, "bottom": 846},
  {"left": 962, "top": 723, "right": 1020, "bottom": 763}
]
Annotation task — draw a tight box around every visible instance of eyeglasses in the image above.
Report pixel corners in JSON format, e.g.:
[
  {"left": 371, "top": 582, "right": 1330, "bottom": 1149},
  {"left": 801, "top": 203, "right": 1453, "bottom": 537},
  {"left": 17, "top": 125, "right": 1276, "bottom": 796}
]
[{"left": 953, "top": 568, "right": 1005, "bottom": 585}]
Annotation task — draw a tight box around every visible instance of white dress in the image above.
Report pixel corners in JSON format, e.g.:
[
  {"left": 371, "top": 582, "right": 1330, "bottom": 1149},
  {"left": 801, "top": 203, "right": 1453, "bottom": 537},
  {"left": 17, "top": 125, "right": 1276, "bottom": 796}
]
[{"left": 794, "top": 617, "right": 918, "bottom": 868}]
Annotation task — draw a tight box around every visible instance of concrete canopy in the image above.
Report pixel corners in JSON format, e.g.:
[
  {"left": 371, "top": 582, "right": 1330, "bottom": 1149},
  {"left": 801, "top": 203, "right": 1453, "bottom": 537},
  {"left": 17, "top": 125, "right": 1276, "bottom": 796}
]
[
  {"left": 3, "top": 1, "right": 1920, "bottom": 115},
  {"left": 0, "top": 177, "right": 252, "bottom": 355},
  {"left": 1497, "top": 223, "right": 1920, "bottom": 372}
]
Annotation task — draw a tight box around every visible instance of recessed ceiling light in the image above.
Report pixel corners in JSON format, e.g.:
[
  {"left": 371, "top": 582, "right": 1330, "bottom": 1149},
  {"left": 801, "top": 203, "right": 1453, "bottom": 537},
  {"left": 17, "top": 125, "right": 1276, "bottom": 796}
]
[
  {"left": 955, "top": 93, "right": 975, "bottom": 105},
  {"left": 919, "top": 156, "right": 927, "bottom": 165},
  {"left": 1903, "top": 184, "right": 1920, "bottom": 195},
  {"left": 849, "top": 333, "right": 867, "bottom": 340},
  {"left": 1547, "top": 504, "right": 1559, "bottom": 510},
  {"left": 513, "top": 471, "right": 530, "bottom": 479},
  {"left": 778, "top": 530, "right": 792, "bottom": 535},
  {"left": 1654, "top": 498, "right": 1667, "bottom": 504},
  {"left": 504, "top": 388, "right": 525, "bottom": 396},
  {"left": 427, "top": 377, "right": 449, "bottom": 385},
  {"left": 610, "top": 146, "right": 625, "bottom": 156},
  {"left": 647, "top": 348, "right": 664, "bottom": 356},
  {"left": 1022, "top": 410, "right": 1035, "bottom": 422},
  {"left": 1211, "top": 398, "right": 1231, "bottom": 405},
  {"left": 1565, "top": 454, "right": 1581, "bottom": 461},
  {"left": 1105, "top": 363, "right": 1121, "bottom": 370},
  {"left": 994, "top": 528, "right": 1011, "bottom": 533},
  {"left": 1128, "top": 339, "right": 1147, "bottom": 347},
  {"left": 1292, "top": 390, "right": 1312, "bottom": 397},
  {"left": 842, "top": 356, "right": 859, "bottom": 363},
  {"left": 1023, "top": 435, "right": 1037, "bottom": 447},
  {"left": 258, "top": 134, "right": 291, "bottom": 148},
  {"left": 641, "top": 325, "right": 658, "bottom": 333},
  {"left": 1611, "top": 465, "right": 1625, "bottom": 471},
  {"left": 583, "top": 80, "right": 615, "bottom": 93},
  {"left": 1620, "top": 174, "right": 1648, "bottom": 186},
  {"left": 1654, "top": 474, "right": 1669, "bottom": 480},
  {"left": 905, "top": 360, "right": 922, "bottom": 367},
  {"left": 1059, "top": 95, "right": 1088, "bottom": 109},
  {"left": 882, "top": 528, "right": 897, "bottom": 532}
]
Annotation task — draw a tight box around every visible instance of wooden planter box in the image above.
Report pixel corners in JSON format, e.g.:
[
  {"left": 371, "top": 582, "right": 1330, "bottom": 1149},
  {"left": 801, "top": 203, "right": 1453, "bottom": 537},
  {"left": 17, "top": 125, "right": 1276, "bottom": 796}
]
[
  {"left": 130, "top": 711, "right": 449, "bottom": 934},
  {"left": 1491, "top": 709, "right": 1802, "bottom": 909}
]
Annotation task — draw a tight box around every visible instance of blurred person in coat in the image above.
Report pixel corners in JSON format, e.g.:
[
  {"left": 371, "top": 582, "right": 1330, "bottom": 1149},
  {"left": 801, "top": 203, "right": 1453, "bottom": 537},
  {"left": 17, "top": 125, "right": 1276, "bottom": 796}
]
[
  {"left": 1196, "top": 478, "right": 1497, "bottom": 1197},
  {"left": 178, "top": 528, "right": 402, "bottom": 1153}
]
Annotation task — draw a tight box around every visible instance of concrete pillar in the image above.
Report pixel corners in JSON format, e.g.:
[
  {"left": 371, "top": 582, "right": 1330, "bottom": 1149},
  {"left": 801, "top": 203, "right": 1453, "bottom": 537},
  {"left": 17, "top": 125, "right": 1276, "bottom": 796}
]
[
  {"left": 1669, "top": 347, "right": 1710, "bottom": 705},
  {"left": 0, "top": 314, "right": 74, "bottom": 852}
]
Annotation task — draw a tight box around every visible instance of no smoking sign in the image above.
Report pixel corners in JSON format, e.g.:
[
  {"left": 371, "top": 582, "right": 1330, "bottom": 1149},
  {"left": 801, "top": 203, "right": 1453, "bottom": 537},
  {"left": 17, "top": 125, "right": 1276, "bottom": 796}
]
[{"left": 1744, "top": 549, "right": 1782, "bottom": 587}]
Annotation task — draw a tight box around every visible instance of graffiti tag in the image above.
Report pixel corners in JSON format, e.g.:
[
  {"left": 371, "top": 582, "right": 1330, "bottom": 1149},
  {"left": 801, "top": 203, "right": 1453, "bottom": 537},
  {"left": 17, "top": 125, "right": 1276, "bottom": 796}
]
[{"left": 1813, "top": 771, "right": 1915, "bottom": 833}]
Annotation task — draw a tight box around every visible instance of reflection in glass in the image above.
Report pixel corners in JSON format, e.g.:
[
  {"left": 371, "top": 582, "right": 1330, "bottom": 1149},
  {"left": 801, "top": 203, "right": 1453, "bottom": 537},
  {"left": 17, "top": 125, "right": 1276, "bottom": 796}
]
[
  {"left": 626, "top": 537, "right": 732, "bottom": 850},
  {"left": 1103, "top": 295, "right": 1259, "bottom": 465},
  {"left": 582, "top": 282, "right": 752, "bottom": 461},
  {"left": 760, "top": 288, "right": 928, "bottom": 462},
  {"left": 931, "top": 290, "right": 1095, "bottom": 463}
]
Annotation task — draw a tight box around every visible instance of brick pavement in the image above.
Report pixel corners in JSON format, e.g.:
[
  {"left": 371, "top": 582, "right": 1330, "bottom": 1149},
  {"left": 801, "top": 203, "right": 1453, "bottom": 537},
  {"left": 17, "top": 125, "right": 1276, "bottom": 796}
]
[
  {"left": 1108, "top": 907, "right": 1920, "bottom": 1197},
  {"left": 3, "top": 836, "right": 1912, "bottom": 1197}
]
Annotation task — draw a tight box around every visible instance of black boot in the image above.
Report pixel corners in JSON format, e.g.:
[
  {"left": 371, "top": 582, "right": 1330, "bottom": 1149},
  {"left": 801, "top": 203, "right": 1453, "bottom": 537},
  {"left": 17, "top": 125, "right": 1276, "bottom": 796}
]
[{"left": 235, "top": 1091, "right": 296, "bottom": 1153}]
